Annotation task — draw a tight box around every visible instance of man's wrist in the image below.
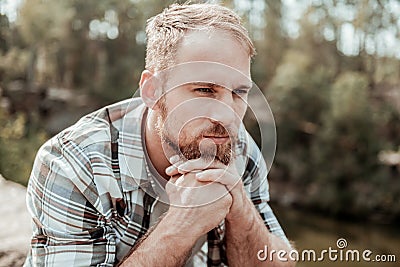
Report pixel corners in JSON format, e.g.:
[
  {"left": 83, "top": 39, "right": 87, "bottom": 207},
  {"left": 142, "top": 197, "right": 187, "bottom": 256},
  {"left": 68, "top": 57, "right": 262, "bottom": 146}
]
[
  {"left": 226, "top": 195, "right": 256, "bottom": 230},
  {"left": 163, "top": 208, "right": 204, "bottom": 244},
  {"left": 119, "top": 208, "right": 196, "bottom": 266}
]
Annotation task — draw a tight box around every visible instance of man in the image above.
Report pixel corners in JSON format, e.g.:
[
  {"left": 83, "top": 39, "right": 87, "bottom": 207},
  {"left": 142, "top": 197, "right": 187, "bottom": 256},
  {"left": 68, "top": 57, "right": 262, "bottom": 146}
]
[{"left": 25, "top": 3, "right": 294, "bottom": 267}]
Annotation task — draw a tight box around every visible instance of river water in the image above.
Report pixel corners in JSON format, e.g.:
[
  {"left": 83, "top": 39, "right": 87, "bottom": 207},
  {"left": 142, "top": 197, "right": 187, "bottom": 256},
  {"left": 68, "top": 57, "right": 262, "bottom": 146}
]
[{"left": 272, "top": 205, "right": 399, "bottom": 267}]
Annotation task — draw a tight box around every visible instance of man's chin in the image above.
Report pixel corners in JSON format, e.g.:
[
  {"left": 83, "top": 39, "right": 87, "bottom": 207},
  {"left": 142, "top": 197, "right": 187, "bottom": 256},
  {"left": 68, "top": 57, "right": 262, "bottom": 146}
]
[
  {"left": 181, "top": 143, "right": 233, "bottom": 166},
  {"left": 160, "top": 131, "right": 234, "bottom": 165}
]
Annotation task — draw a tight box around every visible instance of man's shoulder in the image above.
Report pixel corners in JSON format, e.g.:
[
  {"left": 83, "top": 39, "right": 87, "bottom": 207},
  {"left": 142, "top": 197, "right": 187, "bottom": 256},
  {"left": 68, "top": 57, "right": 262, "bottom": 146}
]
[{"left": 53, "top": 97, "right": 144, "bottom": 150}]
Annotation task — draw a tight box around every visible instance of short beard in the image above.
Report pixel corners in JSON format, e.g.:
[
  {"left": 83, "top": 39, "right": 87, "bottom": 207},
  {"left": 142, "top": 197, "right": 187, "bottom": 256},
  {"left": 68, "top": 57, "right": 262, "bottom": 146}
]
[
  {"left": 162, "top": 133, "right": 233, "bottom": 166},
  {"left": 155, "top": 99, "right": 234, "bottom": 165}
]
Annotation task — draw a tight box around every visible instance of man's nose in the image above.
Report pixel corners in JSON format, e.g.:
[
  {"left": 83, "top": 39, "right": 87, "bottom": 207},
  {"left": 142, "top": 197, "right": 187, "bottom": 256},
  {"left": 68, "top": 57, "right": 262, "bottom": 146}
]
[{"left": 208, "top": 92, "right": 236, "bottom": 126}]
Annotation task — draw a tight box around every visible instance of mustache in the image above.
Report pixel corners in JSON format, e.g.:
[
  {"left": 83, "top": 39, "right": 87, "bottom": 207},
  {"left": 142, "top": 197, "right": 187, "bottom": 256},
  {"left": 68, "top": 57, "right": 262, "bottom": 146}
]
[
  {"left": 198, "top": 123, "right": 232, "bottom": 138},
  {"left": 160, "top": 122, "right": 235, "bottom": 165}
]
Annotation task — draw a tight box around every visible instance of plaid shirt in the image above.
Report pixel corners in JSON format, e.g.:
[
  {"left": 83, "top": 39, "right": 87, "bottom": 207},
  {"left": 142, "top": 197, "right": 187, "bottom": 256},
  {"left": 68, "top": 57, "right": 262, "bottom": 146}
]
[{"left": 24, "top": 98, "right": 288, "bottom": 266}]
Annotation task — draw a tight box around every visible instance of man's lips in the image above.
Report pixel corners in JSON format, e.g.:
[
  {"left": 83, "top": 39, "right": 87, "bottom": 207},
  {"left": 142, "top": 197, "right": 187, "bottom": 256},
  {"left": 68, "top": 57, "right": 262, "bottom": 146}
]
[{"left": 202, "top": 135, "right": 229, "bottom": 144}]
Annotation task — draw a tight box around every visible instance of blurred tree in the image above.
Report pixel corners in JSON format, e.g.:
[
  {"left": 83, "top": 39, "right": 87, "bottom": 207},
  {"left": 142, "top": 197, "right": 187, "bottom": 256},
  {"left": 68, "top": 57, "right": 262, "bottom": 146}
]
[
  {"left": 0, "top": 14, "right": 9, "bottom": 52},
  {"left": 0, "top": 110, "right": 48, "bottom": 185},
  {"left": 0, "top": 0, "right": 399, "bottom": 220},
  {"left": 0, "top": 47, "right": 30, "bottom": 81},
  {"left": 265, "top": 0, "right": 400, "bottom": 219},
  {"left": 17, "top": 0, "right": 73, "bottom": 88},
  {"left": 267, "top": 48, "right": 331, "bottom": 184},
  {"left": 253, "top": 0, "right": 287, "bottom": 89},
  {"left": 301, "top": 0, "right": 400, "bottom": 86},
  {"left": 311, "top": 72, "right": 382, "bottom": 215}
]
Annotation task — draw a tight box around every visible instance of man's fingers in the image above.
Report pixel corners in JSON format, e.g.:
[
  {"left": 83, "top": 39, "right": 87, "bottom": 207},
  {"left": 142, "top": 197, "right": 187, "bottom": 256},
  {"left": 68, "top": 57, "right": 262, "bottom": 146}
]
[
  {"left": 165, "top": 156, "right": 185, "bottom": 176},
  {"left": 169, "top": 155, "right": 180, "bottom": 164},
  {"left": 165, "top": 164, "right": 180, "bottom": 176},
  {"left": 177, "top": 158, "right": 227, "bottom": 173},
  {"left": 165, "top": 158, "right": 215, "bottom": 176},
  {"left": 195, "top": 169, "right": 241, "bottom": 190}
]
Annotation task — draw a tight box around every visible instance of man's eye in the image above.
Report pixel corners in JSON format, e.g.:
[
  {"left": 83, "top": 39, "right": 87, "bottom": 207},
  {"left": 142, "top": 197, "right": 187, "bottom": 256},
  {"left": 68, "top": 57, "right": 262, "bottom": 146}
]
[
  {"left": 195, "top": 88, "right": 214, "bottom": 94},
  {"left": 233, "top": 89, "right": 249, "bottom": 96}
]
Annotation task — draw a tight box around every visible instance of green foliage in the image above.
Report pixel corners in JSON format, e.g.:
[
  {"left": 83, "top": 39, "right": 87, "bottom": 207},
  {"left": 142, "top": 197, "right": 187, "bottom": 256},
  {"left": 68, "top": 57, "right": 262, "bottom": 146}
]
[
  {"left": 0, "top": 111, "right": 48, "bottom": 186},
  {"left": 18, "top": 0, "right": 73, "bottom": 44},
  {"left": 267, "top": 49, "right": 332, "bottom": 184},
  {"left": 310, "top": 73, "right": 381, "bottom": 215},
  {"left": 0, "top": 0, "right": 399, "bottom": 221},
  {"left": 330, "top": 72, "right": 369, "bottom": 120},
  {"left": 0, "top": 14, "right": 10, "bottom": 52},
  {"left": 269, "top": 55, "right": 400, "bottom": 218},
  {"left": 0, "top": 47, "right": 30, "bottom": 81}
]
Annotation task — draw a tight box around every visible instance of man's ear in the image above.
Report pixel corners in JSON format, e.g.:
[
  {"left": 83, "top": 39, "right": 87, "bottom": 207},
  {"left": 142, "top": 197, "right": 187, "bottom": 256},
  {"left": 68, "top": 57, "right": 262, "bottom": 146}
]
[{"left": 139, "top": 70, "right": 162, "bottom": 110}]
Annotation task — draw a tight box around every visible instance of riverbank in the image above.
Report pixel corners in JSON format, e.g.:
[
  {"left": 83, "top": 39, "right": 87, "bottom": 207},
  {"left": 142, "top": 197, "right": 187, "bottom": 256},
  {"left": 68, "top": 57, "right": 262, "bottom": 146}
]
[
  {"left": 272, "top": 204, "right": 400, "bottom": 267},
  {"left": 1, "top": 174, "right": 398, "bottom": 267},
  {"left": 268, "top": 178, "right": 400, "bottom": 224},
  {"left": 0, "top": 175, "right": 30, "bottom": 266}
]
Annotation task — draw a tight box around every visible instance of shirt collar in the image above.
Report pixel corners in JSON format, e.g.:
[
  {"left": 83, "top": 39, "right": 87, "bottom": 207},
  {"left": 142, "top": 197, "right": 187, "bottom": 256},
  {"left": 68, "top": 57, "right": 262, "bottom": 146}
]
[{"left": 116, "top": 99, "right": 155, "bottom": 193}]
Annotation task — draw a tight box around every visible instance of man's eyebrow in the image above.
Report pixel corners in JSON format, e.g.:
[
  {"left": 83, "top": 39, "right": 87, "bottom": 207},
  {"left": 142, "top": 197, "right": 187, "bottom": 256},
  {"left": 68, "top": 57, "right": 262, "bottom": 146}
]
[
  {"left": 188, "top": 82, "right": 221, "bottom": 88},
  {"left": 188, "top": 82, "right": 252, "bottom": 90}
]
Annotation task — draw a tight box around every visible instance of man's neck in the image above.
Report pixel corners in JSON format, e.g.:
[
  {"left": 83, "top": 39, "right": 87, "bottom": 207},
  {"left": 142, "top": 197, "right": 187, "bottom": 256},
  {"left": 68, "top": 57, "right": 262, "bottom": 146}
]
[{"left": 144, "top": 109, "right": 171, "bottom": 181}]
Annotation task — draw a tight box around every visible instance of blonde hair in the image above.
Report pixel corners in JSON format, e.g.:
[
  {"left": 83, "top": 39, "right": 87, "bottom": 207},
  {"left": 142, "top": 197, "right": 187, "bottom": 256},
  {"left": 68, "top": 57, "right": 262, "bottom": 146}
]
[{"left": 145, "top": 3, "right": 256, "bottom": 72}]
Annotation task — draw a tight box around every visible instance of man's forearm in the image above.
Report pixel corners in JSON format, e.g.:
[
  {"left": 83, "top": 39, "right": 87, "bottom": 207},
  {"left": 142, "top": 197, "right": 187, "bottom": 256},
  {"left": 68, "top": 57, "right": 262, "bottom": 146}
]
[
  {"left": 118, "top": 211, "right": 198, "bottom": 267},
  {"left": 225, "top": 199, "right": 295, "bottom": 267}
]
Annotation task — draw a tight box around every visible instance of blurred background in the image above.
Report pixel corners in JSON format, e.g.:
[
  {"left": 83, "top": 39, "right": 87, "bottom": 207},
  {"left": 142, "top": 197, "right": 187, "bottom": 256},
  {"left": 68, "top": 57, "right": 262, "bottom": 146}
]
[{"left": 0, "top": 0, "right": 399, "bottom": 266}]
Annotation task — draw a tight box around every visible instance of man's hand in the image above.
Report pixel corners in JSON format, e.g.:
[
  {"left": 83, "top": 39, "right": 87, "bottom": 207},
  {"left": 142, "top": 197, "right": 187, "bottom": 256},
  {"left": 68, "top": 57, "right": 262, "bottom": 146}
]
[
  {"left": 165, "top": 157, "right": 295, "bottom": 267},
  {"left": 165, "top": 157, "right": 251, "bottom": 225},
  {"left": 119, "top": 159, "right": 233, "bottom": 267},
  {"left": 165, "top": 158, "right": 233, "bottom": 239}
]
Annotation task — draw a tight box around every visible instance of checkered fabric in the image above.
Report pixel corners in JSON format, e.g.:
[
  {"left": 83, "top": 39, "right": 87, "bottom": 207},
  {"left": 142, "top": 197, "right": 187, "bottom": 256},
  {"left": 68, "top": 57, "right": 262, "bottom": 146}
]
[{"left": 24, "top": 98, "right": 288, "bottom": 266}]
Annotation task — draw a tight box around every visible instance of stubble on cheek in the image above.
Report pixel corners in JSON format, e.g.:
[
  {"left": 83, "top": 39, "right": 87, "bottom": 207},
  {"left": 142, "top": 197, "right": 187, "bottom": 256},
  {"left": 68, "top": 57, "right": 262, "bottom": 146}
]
[{"left": 155, "top": 100, "right": 234, "bottom": 165}]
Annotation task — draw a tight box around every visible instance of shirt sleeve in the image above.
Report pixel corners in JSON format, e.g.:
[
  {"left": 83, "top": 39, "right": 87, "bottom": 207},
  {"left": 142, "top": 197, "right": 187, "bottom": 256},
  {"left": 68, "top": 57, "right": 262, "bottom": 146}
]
[
  {"left": 242, "top": 133, "right": 290, "bottom": 245},
  {"left": 25, "top": 137, "right": 116, "bottom": 266}
]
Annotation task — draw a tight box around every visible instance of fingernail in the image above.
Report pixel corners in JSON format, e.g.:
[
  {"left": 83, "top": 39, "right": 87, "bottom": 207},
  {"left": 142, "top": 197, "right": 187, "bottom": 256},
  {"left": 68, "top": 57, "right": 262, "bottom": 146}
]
[
  {"left": 195, "top": 172, "right": 204, "bottom": 179},
  {"left": 165, "top": 165, "right": 175, "bottom": 174},
  {"left": 169, "top": 155, "right": 180, "bottom": 163}
]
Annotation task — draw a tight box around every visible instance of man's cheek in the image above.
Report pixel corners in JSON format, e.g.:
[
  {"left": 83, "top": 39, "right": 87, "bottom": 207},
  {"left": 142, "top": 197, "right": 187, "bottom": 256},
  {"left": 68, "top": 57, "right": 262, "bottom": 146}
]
[{"left": 236, "top": 107, "right": 247, "bottom": 121}]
